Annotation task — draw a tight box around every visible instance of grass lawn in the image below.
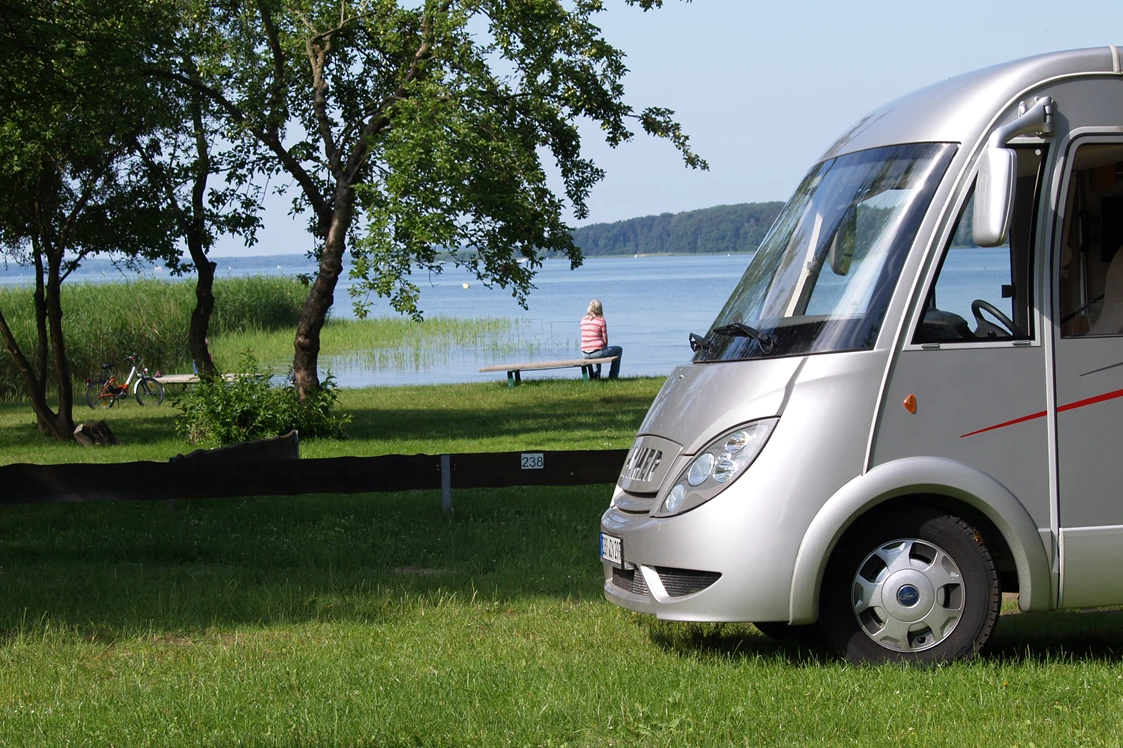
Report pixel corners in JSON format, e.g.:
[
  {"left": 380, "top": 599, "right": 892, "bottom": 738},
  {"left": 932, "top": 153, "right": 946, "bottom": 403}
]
[
  {"left": 0, "top": 377, "right": 664, "bottom": 464},
  {"left": 3, "top": 379, "right": 1123, "bottom": 744}
]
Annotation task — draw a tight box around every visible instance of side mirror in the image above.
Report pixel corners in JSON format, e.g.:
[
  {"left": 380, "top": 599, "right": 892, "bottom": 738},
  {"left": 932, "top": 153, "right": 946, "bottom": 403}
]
[
  {"left": 972, "top": 145, "right": 1017, "bottom": 247},
  {"left": 972, "top": 96, "right": 1054, "bottom": 248}
]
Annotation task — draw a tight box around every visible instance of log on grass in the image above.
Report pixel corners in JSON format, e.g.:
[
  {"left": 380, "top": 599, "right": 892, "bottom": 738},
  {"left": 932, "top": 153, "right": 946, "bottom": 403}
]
[
  {"left": 73, "top": 420, "right": 120, "bottom": 447},
  {"left": 170, "top": 430, "right": 300, "bottom": 464}
]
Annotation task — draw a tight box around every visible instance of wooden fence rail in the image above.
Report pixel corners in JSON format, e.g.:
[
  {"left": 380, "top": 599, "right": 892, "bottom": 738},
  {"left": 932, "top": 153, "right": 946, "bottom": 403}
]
[{"left": 0, "top": 449, "right": 630, "bottom": 512}]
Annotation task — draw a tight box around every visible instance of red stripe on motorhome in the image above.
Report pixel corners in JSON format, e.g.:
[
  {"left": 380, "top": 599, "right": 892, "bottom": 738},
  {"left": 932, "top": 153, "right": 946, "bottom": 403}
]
[{"left": 960, "top": 387, "right": 1123, "bottom": 438}]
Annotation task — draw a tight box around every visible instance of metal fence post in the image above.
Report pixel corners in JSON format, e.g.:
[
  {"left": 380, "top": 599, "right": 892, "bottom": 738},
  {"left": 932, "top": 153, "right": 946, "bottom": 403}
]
[{"left": 441, "top": 454, "right": 452, "bottom": 513}]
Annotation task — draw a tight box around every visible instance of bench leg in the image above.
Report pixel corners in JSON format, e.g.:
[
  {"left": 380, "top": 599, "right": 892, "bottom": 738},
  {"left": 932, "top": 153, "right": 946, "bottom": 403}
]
[
  {"left": 581, "top": 365, "right": 590, "bottom": 382},
  {"left": 507, "top": 371, "right": 516, "bottom": 388}
]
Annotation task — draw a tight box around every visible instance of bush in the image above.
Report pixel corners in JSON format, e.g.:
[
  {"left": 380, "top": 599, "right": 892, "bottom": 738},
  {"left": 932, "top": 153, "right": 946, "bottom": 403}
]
[{"left": 176, "top": 355, "right": 350, "bottom": 446}]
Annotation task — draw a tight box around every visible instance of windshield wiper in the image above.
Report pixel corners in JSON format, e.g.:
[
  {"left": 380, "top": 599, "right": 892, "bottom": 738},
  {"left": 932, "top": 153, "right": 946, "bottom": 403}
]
[{"left": 713, "top": 322, "right": 774, "bottom": 354}]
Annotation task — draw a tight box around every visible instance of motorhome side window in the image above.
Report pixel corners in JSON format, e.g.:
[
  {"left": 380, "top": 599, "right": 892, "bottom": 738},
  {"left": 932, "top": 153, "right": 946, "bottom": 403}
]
[
  {"left": 914, "top": 148, "right": 1044, "bottom": 344},
  {"left": 1058, "top": 143, "right": 1123, "bottom": 337}
]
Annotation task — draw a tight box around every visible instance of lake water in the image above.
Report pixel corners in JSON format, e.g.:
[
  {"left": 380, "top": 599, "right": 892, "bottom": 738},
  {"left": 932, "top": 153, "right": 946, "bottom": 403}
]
[
  {"left": 2, "top": 250, "right": 1007, "bottom": 388},
  {"left": 326, "top": 254, "right": 752, "bottom": 386},
  {"left": 324, "top": 247, "right": 1007, "bottom": 387}
]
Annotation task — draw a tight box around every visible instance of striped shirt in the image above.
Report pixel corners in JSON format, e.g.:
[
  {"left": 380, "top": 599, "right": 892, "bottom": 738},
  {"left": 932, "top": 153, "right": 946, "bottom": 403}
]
[{"left": 581, "top": 315, "right": 607, "bottom": 352}]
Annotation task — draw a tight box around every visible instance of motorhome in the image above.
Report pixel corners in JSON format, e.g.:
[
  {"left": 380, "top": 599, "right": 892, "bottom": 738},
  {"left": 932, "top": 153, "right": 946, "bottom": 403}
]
[{"left": 600, "top": 47, "right": 1123, "bottom": 663}]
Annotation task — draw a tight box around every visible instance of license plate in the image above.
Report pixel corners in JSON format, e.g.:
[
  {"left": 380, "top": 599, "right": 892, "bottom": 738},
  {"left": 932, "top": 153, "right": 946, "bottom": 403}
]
[{"left": 600, "top": 533, "right": 623, "bottom": 566}]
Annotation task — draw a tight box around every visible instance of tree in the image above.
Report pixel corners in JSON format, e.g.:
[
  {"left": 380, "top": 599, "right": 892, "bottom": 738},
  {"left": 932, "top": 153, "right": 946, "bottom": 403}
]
[
  {"left": 133, "top": 83, "right": 264, "bottom": 379},
  {"left": 0, "top": 0, "right": 177, "bottom": 439},
  {"left": 163, "top": 0, "right": 705, "bottom": 399}
]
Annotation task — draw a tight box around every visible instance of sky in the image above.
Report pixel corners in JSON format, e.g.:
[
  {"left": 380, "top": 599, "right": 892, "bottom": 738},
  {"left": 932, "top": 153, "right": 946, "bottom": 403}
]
[{"left": 213, "top": 0, "right": 1123, "bottom": 257}]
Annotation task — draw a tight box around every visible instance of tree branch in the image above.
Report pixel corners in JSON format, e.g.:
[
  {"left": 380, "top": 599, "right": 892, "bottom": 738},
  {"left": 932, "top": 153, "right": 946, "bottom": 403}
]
[
  {"left": 305, "top": 30, "right": 342, "bottom": 179},
  {"left": 143, "top": 66, "right": 330, "bottom": 222},
  {"left": 132, "top": 134, "right": 191, "bottom": 238},
  {"left": 255, "top": 0, "right": 288, "bottom": 141},
  {"left": 344, "top": 3, "right": 445, "bottom": 184},
  {"left": 59, "top": 246, "right": 94, "bottom": 284},
  {"left": 297, "top": 9, "right": 374, "bottom": 184},
  {"left": 55, "top": 144, "right": 125, "bottom": 253},
  {"left": 0, "top": 306, "right": 42, "bottom": 400}
]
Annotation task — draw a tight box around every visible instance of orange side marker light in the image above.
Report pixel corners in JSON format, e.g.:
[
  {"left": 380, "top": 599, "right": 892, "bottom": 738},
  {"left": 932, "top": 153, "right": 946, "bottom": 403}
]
[{"left": 903, "top": 394, "right": 917, "bottom": 414}]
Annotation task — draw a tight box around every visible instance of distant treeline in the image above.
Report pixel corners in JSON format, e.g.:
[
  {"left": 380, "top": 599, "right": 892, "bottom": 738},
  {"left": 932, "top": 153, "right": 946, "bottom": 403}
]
[{"left": 572, "top": 202, "right": 784, "bottom": 257}]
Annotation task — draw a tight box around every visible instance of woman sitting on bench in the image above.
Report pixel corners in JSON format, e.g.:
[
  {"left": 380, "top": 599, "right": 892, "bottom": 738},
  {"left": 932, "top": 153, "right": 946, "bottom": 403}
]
[{"left": 580, "top": 299, "right": 622, "bottom": 379}]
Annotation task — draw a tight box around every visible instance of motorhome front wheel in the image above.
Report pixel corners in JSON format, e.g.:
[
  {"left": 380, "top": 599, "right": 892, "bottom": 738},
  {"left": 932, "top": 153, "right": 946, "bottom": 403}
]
[{"left": 820, "top": 507, "right": 1001, "bottom": 664}]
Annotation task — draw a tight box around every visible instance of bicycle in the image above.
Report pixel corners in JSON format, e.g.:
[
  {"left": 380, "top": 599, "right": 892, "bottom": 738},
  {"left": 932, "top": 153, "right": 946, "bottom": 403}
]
[{"left": 86, "top": 353, "right": 166, "bottom": 409}]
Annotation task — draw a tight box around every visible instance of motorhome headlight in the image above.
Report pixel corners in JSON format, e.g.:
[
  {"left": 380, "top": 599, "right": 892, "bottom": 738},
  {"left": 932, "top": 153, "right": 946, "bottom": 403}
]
[
  {"left": 687, "top": 453, "right": 715, "bottom": 486},
  {"left": 663, "top": 484, "right": 687, "bottom": 513},
  {"left": 657, "top": 418, "right": 778, "bottom": 516},
  {"left": 712, "top": 458, "right": 737, "bottom": 483}
]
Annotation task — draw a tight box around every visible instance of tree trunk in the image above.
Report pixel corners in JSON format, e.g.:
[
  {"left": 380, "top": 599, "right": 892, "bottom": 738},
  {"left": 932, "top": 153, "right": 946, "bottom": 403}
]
[
  {"left": 0, "top": 308, "right": 74, "bottom": 441},
  {"left": 32, "top": 241, "right": 50, "bottom": 434},
  {"left": 0, "top": 231, "right": 76, "bottom": 441},
  {"left": 45, "top": 251, "right": 75, "bottom": 436},
  {"left": 185, "top": 99, "right": 217, "bottom": 378},
  {"left": 293, "top": 183, "right": 354, "bottom": 400},
  {"left": 188, "top": 259, "right": 217, "bottom": 377}
]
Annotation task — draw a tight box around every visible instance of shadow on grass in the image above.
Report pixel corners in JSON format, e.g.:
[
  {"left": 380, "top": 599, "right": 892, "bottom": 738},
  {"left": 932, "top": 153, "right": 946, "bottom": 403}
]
[
  {"left": 644, "top": 620, "right": 834, "bottom": 666},
  {"left": 0, "top": 401, "right": 44, "bottom": 449},
  {"left": 0, "top": 486, "right": 612, "bottom": 641},
  {"left": 0, "top": 378, "right": 661, "bottom": 462},
  {"left": 641, "top": 609, "right": 1123, "bottom": 665},
  {"left": 342, "top": 380, "right": 657, "bottom": 448},
  {"left": 983, "top": 609, "right": 1123, "bottom": 662},
  {"left": 0, "top": 400, "right": 182, "bottom": 458}
]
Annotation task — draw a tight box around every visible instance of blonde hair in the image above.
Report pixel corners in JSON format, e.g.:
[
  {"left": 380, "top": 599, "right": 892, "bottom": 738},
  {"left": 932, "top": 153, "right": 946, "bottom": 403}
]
[{"left": 586, "top": 299, "right": 603, "bottom": 317}]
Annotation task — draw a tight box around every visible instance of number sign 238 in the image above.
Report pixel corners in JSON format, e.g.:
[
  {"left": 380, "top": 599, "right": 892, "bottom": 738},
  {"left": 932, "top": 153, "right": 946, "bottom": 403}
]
[{"left": 520, "top": 453, "right": 545, "bottom": 470}]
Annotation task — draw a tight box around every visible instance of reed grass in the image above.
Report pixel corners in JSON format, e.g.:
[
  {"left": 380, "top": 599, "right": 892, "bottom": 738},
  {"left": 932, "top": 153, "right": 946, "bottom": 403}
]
[
  {"left": 0, "top": 277, "right": 561, "bottom": 400},
  {"left": 317, "top": 317, "right": 571, "bottom": 373},
  {"left": 209, "top": 316, "right": 552, "bottom": 375},
  {"left": 0, "top": 276, "right": 307, "bottom": 398}
]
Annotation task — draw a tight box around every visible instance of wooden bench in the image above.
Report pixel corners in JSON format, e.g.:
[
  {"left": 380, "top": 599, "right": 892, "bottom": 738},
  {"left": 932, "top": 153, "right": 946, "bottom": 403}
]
[
  {"left": 155, "top": 373, "right": 241, "bottom": 390},
  {"left": 479, "top": 356, "right": 619, "bottom": 387}
]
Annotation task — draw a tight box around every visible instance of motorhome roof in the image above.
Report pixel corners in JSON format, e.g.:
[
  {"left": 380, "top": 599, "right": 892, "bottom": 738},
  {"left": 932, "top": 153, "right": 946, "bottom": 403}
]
[{"left": 820, "top": 46, "right": 1123, "bottom": 162}]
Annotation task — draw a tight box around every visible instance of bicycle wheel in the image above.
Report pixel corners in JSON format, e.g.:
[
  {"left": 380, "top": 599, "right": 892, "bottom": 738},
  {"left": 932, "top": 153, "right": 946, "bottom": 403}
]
[
  {"left": 134, "top": 376, "right": 165, "bottom": 406},
  {"left": 86, "top": 379, "right": 115, "bottom": 409}
]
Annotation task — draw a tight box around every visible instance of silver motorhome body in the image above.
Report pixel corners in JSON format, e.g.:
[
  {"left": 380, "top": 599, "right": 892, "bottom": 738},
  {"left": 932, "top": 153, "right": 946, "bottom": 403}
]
[{"left": 600, "top": 47, "right": 1123, "bottom": 663}]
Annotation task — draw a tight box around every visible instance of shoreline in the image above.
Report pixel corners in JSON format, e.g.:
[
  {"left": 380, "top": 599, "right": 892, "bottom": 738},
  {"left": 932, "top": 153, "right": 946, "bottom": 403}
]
[{"left": 0, "top": 250, "right": 757, "bottom": 284}]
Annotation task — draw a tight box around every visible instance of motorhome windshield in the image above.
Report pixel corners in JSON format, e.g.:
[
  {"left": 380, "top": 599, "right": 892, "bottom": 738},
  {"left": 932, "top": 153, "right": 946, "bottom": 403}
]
[{"left": 695, "top": 143, "right": 956, "bottom": 362}]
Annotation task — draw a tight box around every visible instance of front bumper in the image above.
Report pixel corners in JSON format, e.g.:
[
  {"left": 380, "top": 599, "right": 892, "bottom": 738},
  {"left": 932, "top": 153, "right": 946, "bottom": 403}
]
[{"left": 599, "top": 491, "right": 799, "bottom": 623}]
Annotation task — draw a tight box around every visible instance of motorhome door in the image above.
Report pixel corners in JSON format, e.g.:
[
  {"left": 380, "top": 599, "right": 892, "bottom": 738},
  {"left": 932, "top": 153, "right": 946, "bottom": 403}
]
[{"left": 1053, "top": 138, "right": 1123, "bottom": 608}]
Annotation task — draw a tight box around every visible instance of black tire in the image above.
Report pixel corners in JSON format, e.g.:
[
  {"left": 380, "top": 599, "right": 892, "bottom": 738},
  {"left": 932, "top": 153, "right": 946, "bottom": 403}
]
[
  {"left": 86, "top": 378, "right": 114, "bottom": 409},
  {"left": 134, "top": 376, "right": 165, "bottom": 406},
  {"left": 819, "top": 507, "right": 999, "bottom": 665}
]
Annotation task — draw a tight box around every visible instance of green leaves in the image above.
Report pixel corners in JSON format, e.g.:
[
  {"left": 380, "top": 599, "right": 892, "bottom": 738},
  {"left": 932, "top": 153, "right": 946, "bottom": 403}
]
[
  {"left": 176, "top": 354, "right": 350, "bottom": 445},
  {"left": 0, "top": 0, "right": 188, "bottom": 436},
  {"left": 3, "top": 0, "right": 705, "bottom": 399},
  {"left": 640, "top": 106, "right": 709, "bottom": 171},
  {"left": 176, "top": 0, "right": 703, "bottom": 326},
  {"left": 334, "top": 0, "right": 703, "bottom": 318}
]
